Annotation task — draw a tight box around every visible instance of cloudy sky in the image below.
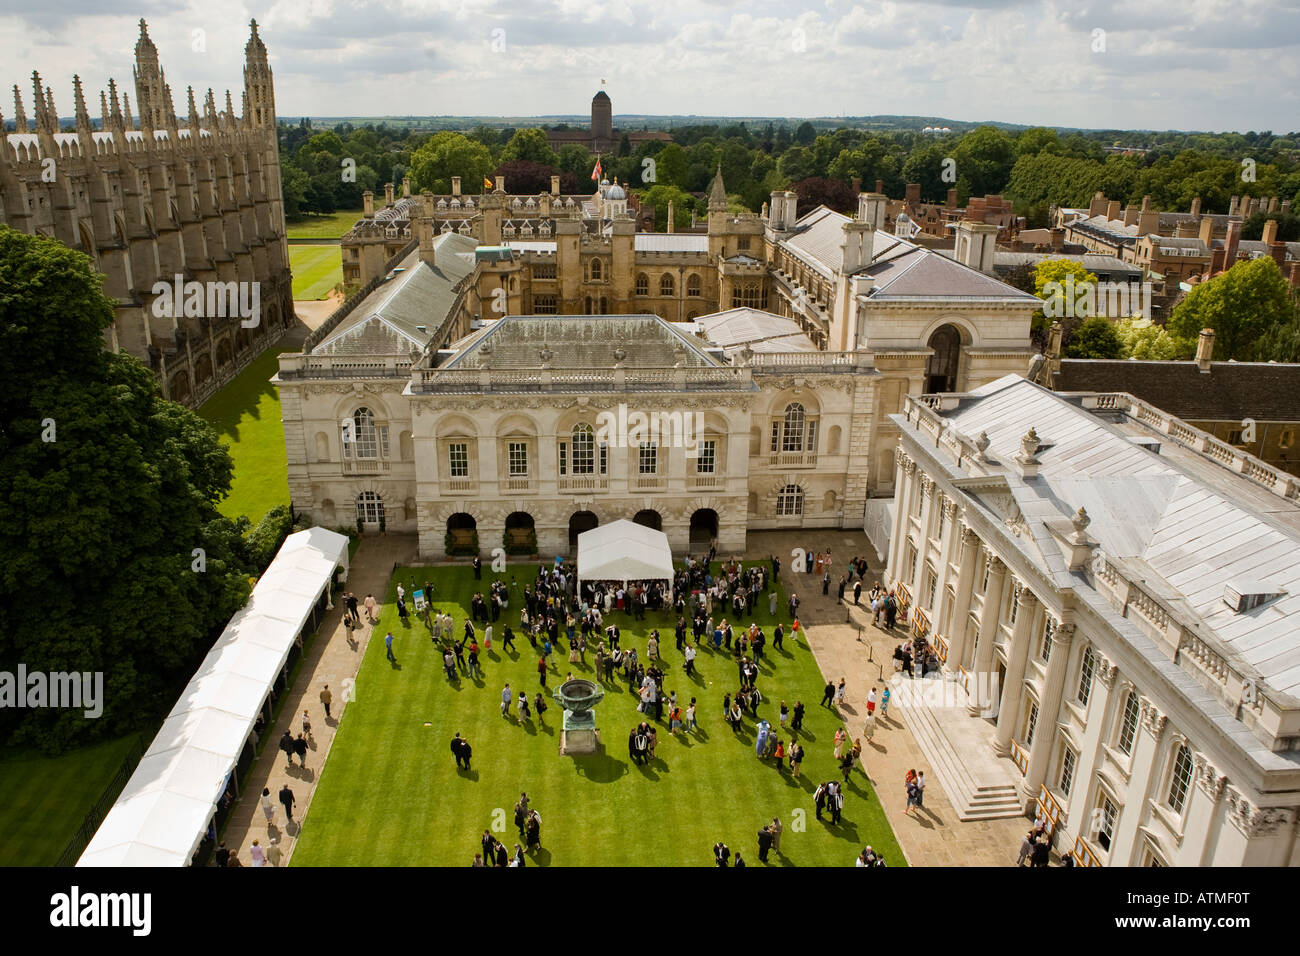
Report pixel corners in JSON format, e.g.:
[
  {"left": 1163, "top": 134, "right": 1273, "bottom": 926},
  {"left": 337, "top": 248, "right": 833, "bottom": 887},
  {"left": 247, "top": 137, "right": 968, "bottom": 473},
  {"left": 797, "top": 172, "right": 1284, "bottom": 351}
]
[{"left": 3, "top": 0, "right": 1297, "bottom": 132}]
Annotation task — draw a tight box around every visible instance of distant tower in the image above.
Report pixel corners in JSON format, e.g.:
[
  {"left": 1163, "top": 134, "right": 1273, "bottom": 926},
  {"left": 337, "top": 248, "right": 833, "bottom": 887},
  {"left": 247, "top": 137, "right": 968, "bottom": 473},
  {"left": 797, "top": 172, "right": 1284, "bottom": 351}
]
[
  {"left": 591, "top": 89, "right": 612, "bottom": 149},
  {"left": 243, "top": 19, "right": 276, "bottom": 128}
]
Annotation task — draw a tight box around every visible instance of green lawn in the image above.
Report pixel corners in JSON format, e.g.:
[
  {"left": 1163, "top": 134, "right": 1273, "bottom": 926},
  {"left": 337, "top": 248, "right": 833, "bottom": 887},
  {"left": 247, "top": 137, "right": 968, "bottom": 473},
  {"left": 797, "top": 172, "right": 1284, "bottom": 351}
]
[
  {"left": 286, "top": 209, "right": 363, "bottom": 240},
  {"left": 0, "top": 735, "right": 139, "bottom": 866},
  {"left": 198, "top": 346, "right": 289, "bottom": 524},
  {"left": 289, "top": 245, "right": 343, "bottom": 300},
  {"left": 294, "top": 565, "right": 905, "bottom": 867}
]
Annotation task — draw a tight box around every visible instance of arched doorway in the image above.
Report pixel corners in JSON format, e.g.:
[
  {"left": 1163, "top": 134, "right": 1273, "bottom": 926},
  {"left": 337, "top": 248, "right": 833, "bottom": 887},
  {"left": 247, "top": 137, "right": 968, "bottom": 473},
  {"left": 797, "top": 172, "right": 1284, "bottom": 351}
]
[
  {"left": 569, "top": 510, "right": 598, "bottom": 549},
  {"left": 170, "top": 370, "right": 192, "bottom": 405},
  {"left": 633, "top": 509, "right": 662, "bottom": 532},
  {"left": 925, "top": 324, "right": 962, "bottom": 393},
  {"left": 689, "top": 508, "right": 718, "bottom": 547},
  {"left": 446, "top": 512, "right": 478, "bottom": 555},
  {"left": 505, "top": 511, "right": 536, "bottom": 554}
]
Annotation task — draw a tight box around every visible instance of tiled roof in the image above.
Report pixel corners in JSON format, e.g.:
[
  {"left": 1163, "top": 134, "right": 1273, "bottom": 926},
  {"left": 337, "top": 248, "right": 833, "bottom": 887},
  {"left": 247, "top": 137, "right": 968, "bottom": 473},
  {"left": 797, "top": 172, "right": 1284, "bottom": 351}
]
[{"left": 1055, "top": 359, "right": 1300, "bottom": 422}]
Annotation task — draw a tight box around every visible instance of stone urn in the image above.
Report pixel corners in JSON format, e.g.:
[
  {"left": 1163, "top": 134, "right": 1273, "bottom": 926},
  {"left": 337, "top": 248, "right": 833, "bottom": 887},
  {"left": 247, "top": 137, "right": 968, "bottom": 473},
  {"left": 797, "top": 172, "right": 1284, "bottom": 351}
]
[{"left": 553, "top": 678, "right": 604, "bottom": 755}]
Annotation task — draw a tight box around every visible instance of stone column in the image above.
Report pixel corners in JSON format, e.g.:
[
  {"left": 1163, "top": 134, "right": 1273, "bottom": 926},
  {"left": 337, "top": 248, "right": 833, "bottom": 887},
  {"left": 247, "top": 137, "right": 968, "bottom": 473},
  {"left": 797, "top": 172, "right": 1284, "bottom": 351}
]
[
  {"left": 967, "top": 551, "right": 1007, "bottom": 715},
  {"left": 942, "top": 525, "right": 980, "bottom": 676},
  {"left": 909, "top": 476, "right": 935, "bottom": 601},
  {"left": 1023, "top": 622, "right": 1076, "bottom": 806},
  {"left": 887, "top": 452, "right": 915, "bottom": 584},
  {"left": 993, "top": 585, "right": 1039, "bottom": 755}
]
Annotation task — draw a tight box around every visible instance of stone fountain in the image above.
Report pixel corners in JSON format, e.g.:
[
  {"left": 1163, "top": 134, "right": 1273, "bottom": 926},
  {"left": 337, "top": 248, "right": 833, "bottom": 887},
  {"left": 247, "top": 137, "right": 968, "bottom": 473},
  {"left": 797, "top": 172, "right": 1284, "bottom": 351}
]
[{"left": 553, "top": 678, "right": 605, "bottom": 755}]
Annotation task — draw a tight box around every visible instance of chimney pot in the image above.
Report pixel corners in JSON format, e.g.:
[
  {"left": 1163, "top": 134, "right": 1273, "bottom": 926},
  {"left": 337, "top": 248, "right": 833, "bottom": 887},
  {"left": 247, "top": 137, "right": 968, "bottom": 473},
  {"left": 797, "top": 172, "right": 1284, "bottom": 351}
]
[{"left": 1196, "top": 328, "right": 1214, "bottom": 372}]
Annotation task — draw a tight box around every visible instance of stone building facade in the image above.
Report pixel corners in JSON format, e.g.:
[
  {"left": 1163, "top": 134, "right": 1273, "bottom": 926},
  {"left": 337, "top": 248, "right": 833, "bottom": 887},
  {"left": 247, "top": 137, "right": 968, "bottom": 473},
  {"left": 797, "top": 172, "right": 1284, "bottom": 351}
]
[
  {"left": 0, "top": 20, "right": 294, "bottom": 406},
  {"left": 881, "top": 375, "right": 1300, "bottom": 865},
  {"left": 277, "top": 178, "right": 1042, "bottom": 559}
]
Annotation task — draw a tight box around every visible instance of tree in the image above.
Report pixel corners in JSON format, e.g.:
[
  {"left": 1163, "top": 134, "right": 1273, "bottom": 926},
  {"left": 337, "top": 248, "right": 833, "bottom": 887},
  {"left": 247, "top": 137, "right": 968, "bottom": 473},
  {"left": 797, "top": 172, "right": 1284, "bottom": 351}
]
[
  {"left": 409, "top": 132, "right": 495, "bottom": 194},
  {"left": 493, "top": 159, "right": 575, "bottom": 195},
  {"left": 795, "top": 121, "right": 816, "bottom": 145},
  {"left": 499, "top": 128, "right": 559, "bottom": 167},
  {"left": 1031, "top": 260, "right": 1098, "bottom": 350},
  {"left": 616, "top": 133, "right": 632, "bottom": 157},
  {"left": 651, "top": 143, "right": 688, "bottom": 188},
  {"left": 1241, "top": 212, "right": 1300, "bottom": 242},
  {"left": 637, "top": 185, "right": 695, "bottom": 231},
  {"left": 0, "top": 228, "right": 255, "bottom": 751},
  {"left": 1064, "top": 316, "right": 1124, "bottom": 358},
  {"left": 1115, "top": 317, "right": 1195, "bottom": 360},
  {"left": 791, "top": 176, "right": 856, "bottom": 217},
  {"left": 952, "top": 125, "right": 1016, "bottom": 198},
  {"left": 1166, "top": 257, "right": 1297, "bottom": 361},
  {"left": 555, "top": 143, "right": 595, "bottom": 181}
]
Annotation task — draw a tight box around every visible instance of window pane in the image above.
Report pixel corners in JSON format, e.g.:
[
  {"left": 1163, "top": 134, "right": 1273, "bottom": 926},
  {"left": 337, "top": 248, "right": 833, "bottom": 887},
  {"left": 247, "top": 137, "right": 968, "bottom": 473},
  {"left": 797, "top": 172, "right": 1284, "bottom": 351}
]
[
  {"left": 1118, "top": 692, "right": 1139, "bottom": 754},
  {"left": 696, "top": 440, "right": 716, "bottom": 474},
  {"left": 508, "top": 442, "right": 528, "bottom": 476},
  {"left": 449, "top": 442, "right": 468, "bottom": 477}
]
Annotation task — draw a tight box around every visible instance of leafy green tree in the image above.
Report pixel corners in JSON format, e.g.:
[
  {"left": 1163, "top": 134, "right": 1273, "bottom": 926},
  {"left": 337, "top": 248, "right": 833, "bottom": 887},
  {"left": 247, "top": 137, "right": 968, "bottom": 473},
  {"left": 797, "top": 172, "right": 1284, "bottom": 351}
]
[
  {"left": 778, "top": 146, "right": 815, "bottom": 183},
  {"left": 555, "top": 144, "right": 595, "bottom": 181},
  {"left": 1241, "top": 212, "right": 1300, "bottom": 242},
  {"left": 1250, "top": 317, "right": 1300, "bottom": 363},
  {"left": 1031, "top": 260, "right": 1098, "bottom": 348},
  {"left": 499, "top": 128, "right": 558, "bottom": 167},
  {"left": 952, "top": 126, "right": 1016, "bottom": 198},
  {"left": 1167, "top": 257, "right": 1297, "bottom": 360},
  {"left": 900, "top": 141, "right": 952, "bottom": 203},
  {"left": 0, "top": 228, "right": 255, "bottom": 751},
  {"left": 651, "top": 143, "right": 688, "bottom": 188},
  {"left": 410, "top": 132, "right": 495, "bottom": 194},
  {"left": 795, "top": 121, "right": 816, "bottom": 145},
  {"left": 637, "top": 185, "right": 695, "bottom": 230},
  {"left": 1115, "top": 317, "right": 1195, "bottom": 360},
  {"left": 1064, "top": 316, "right": 1124, "bottom": 358}
]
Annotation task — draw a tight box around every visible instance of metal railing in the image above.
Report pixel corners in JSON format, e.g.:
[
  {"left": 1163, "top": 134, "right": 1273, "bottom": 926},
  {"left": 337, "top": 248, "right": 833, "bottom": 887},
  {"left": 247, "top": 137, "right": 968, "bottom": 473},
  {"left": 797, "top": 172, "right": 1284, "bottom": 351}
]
[{"left": 55, "top": 735, "right": 146, "bottom": 866}]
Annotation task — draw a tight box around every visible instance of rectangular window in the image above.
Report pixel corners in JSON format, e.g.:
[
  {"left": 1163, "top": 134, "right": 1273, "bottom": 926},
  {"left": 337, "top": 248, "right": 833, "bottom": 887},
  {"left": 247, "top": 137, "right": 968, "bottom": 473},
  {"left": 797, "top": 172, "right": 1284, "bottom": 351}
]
[
  {"left": 639, "top": 443, "right": 658, "bottom": 475},
  {"left": 449, "top": 442, "right": 468, "bottom": 477},
  {"left": 980, "top": 555, "right": 990, "bottom": 593},
  {"left": 924, "top": 567, "right": 937, "bottom": 610},
  {"left": 558, "top": 441, "right": 567, "bottom": 476},
  {"left": 508, "top": 442, "right": 528, "bottom": 476},
  {"left": 1025, "top": 701, "right": 1039, "bottom": 747},
  {"left": 906, "top": 546, "right": 917, "bottom": 586},
  {"left": 599, "top": 443, "right": 608, "bottom": 476},
  {"left": 1040, "top": 620, "right": 1053, "bottom": 664},
  {"left": 1077, "top": 646, "right": 1097, "bottom": 706},
  {"left": 936, "top": 503, "right": 948, "bottom": 541},
  {"left": 532, "top": 294, "right": 557, "bottom": 314},
  {"left": 1118, "top": 692, "right": 1140, "bottom": 755},
  {"left": 770, "top": 421, "right": 780, "bottom": 452},
  {"left": 1167, "top": 746, "right": 1193, "bottom": 814},
  {"left": 806, "top": 420, "right": 818, "bottom": 454},
  {"left": 377, "top": 425, "right": 389, "bottom": 459},
  {"left": 1060, "top": 747, "right": 1077, "bottom": 797},
  {"left": 1097, "top": 795, "right": 1118, "bottom": 851},
  {"left": 738, "top": 237, "right": 751, "bottom": 251},
  {"left": 696, "top": 440, "right": 716, "bottom": 474},
  {"left": 1008, "top": 583, "right": 1020, "bottom": 624}
]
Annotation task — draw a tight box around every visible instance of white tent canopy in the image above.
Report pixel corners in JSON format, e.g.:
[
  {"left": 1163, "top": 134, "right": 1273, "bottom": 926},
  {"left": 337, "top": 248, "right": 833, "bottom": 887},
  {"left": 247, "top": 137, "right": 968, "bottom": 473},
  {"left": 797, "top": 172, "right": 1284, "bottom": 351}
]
[
  {"left": 576, "top": 519, "right": 674, "bottom": 584},
  {"left": 77, "top": 527, "right": 350, "bottom": 868}
]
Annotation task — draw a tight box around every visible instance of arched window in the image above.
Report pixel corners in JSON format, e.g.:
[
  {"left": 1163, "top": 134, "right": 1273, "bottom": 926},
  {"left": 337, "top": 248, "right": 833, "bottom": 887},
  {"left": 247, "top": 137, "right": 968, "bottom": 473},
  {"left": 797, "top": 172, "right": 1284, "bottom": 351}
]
[
  {"left": 660, "top": 273, "right": 675, "bottom": 297},
  {"left": 346, "top": 407, "right": 379, "bottom": 459},
  {"left": 635, "top": 273, "right": 649, "bottom": 296},
  {"left": 772, "top": 402, "right": 816, "bottom": 453},
  {"left": 588, "top": 257, "right": 602, "bottom": 281},
  {"left": 686, "top": 274, "right": 701, "bottom": 297},
  {"left": 1117, "top": 691, "right": 1140, "bottom": 755},
  {"left": 571, "top": 423, "right": 595, "bottom": 475},
  {"left": 356, "top": 491, "right": 384, "bottom": 524},
  {"left": 1166, "top": 743, "right": 1194, "bottom": 814},
  {"left": 777, "top": 484, "right": 804, "bottom": 516}
]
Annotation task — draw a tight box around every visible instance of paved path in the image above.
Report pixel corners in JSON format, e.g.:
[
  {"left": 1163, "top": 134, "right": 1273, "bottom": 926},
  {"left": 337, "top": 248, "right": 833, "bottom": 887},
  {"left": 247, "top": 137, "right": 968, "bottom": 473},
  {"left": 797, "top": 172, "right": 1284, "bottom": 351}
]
[{"left": 223, "top": 534, "right": 417, "bottom": 866}]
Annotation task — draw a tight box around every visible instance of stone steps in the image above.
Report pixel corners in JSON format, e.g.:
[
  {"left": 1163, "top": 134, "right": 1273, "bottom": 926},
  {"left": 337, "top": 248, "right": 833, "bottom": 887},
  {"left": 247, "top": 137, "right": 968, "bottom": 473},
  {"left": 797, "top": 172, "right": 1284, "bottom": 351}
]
[{"left": 897, "top": 679, "right": 1026, "bottom": 822}]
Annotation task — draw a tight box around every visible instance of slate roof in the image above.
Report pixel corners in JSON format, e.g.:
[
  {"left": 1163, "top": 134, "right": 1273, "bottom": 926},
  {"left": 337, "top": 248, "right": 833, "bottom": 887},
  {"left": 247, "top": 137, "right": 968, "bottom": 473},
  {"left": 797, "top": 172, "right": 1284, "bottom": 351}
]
[
  {"left": 1055, "top": 359, "right": 1300, "bottom": 422},
  {"left": 314, "top": 233, "right": 478, "bottom": 355},
  {"left": 695, "top": 308, "right": 818, "bottom": 354}
]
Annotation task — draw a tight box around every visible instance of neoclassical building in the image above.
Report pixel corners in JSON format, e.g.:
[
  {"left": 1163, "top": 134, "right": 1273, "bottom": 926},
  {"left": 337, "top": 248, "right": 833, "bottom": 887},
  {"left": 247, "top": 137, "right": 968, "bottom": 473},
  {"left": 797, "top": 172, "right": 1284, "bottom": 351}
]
[
  {"left": 277, "top": 179, "right": 1041, "bottom": 558},
  {"left": 880, "top": 374, "right": 1300, "bottom": 865},
  {"left": 0, "top": 20, "right": 294, "bottom": 406}
]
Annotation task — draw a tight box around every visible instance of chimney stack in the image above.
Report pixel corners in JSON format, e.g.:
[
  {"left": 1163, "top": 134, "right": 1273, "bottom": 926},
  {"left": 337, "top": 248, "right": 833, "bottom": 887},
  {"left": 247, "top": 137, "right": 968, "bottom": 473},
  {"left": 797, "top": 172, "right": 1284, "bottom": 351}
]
[
  {"left": 1089, "top": 192, "right": 1108, "bottom": 217},
  {"left": 1282, "top": 200, "right": 1292, "bottom": 216},
  {"left": 905, "top": 182, "right": 921, "bottom": 206},
  {"left": 875, "top": 179, "right": 884, "bottom": 194},
  {"left": 419, "top": 192, "right": 436, "bottom": 268},
  {"left": 1262, "top": 218, "right": 1279, "bottom": 246},
  {"left": 1105, "top": 200, "right": 1121, "bottom": 222},
  {"left": 1122, "top": 204, "right": 1139, "bottom": 227},
  {"left": 856, "top": 192, "right": 886, "bottom": 230},
  {"left": 1199, "top": 215, "right": 1215, "bottom": 247},
  {"left": 1196, "top": 328, "right": 1214, "bottom": 372},
  {"left": 840, "top": 220, "right": 876, "bottom": 274},
  {"left": 363, "top": 190, "right": 374, "bottom": 218},
  {"left": 550, "top": 175, "right": 560, "bottom": 195},
  {"left": 1050, "top": 227, "right": 1065, "bottom": 250},
  {"left": 402, "top": 176, "right": 411, "bottom": 198},
  {"left": 495, "top": 175, "right": 505, "bottom": 192},
  {"left": 946, "top": 187, "right": 958, "bottom": 208},
  {"left": 666, "top": 200, "right": 675, "bottom": 233},
  {"left": 1224, "top": 218, "right": 1242, "bottom": 269},
  {"left": 451, "top": 176, "right": 461, "bottom": 196},
  {"left": 851, "top": 176, "right": 862, "bottom": 194},
  {"left": 954, "top": 220, "right": 999, "bottom": 274},
  {"left": 1190, "top": 197, "right": 1202, "bottom": 218},
  {"left": 1268, "top": 196, "right": 1278, "bottom": 213},
  {"left": 383, "top": 182, "right": 395, "bottom": 206},
  {"left": 1229, "top": 195, "right": 1240, "bottom": 217}
]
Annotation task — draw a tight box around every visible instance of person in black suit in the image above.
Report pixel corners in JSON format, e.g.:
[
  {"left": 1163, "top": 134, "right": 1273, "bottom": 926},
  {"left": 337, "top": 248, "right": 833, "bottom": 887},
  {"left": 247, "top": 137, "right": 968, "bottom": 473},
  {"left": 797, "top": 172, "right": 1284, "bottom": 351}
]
[
  {"left": 713, "top": 842, "right": 730, "bottom": 867},
  {"left": 757, "top": 825, "right": 774, "bottom": 863}
]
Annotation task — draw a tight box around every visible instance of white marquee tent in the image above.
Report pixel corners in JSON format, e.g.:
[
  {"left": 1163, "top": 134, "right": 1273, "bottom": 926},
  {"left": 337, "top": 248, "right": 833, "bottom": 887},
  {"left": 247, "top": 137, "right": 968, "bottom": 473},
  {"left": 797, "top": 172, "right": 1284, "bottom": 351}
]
[
  {"left": 77, "top": 527, "right": 350, "bottom": 867},
  {"left": 576, "top": 519, "right": 674, "bottom": 585}
]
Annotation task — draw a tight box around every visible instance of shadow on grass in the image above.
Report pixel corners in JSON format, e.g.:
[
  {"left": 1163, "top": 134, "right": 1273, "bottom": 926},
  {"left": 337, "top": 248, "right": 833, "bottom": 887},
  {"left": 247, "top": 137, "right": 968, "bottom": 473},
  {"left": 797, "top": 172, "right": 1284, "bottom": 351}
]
[
  {"left": 570, "top": 752, "right": 627, "bottom": 783},
  {"left": 456, "top": 768, "right": 480, "bottom": 782}
]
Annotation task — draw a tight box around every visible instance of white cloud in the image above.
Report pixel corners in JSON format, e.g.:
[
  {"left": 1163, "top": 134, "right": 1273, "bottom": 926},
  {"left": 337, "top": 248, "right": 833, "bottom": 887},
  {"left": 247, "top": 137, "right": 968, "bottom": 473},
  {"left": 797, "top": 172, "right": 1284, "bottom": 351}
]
[{"left": 0, "top": 0, "right": 1295, "bottom": 130}]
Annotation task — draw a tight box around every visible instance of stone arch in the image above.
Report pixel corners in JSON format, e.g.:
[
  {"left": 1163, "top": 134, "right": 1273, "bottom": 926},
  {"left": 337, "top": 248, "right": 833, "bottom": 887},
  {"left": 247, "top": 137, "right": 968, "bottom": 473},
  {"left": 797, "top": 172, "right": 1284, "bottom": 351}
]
[
  {"left": 314, "top": 431, "right": 331, "bottom": 462},
  {"left": 569, "top": 510, "right": 599, "bottom": 548},
  {"left": 823, "top": 490, "right": 839, "bottom": 513},
  {"left": 215, "top": 337, "right": 232, "bottom": 368},
  {"left": 925, "top": 323, "right": 963, "bottom": 393},
  {"left": 193, "top": 353, "right": 213, "bottom": 387},
  {"left": 689, "top": 508, "right": 718, "bottom": 545},
  {"left": 633, "top": 509, "right": 663, "bottom": 532},
  {"left": 170, "top": 369, "right": 192, "bottom": 405},
  {"left": 399, "top": 430, "right": 414, "bottom": 461},
  {"left": 827, "top": 424, "right": 842, "bottom": 455}
]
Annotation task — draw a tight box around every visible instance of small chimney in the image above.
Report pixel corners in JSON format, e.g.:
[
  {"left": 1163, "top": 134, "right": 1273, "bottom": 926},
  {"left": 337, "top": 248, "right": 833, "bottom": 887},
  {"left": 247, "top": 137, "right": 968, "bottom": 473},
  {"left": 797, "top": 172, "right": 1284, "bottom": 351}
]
[
  {"left": 550, "top": 175, "right": 560, "bottom": 195},
  {"left": 495, "top": 175, "right": 505, "bottom": 192},
  {"left": 1196, "top": 328, "right": 1214, "bottom": 372},
  {"left": 383, "top": 181, "right": 395, "bottom": 206},
  {"left": 1262, "top": 218, "right": 1279, "bottom": 246},
  {"left": 451, "top": 176, "right": 461, "bottom": 196},
  {"left": 1228, "top": 195, "right": 1240, "bottom": 217},
  {"left": 1271, "top": 241, "right": 1287, "bottom": 269},
  {"left": 402, "top": 176, "right": 411, "bottom": 198},
  {"left": 1089, "top": 192, "right": 1108, "bottom": 217},
  {"left": 1138, "top": 205, "right": 1160, "bottom": 237},
  {"left": 1281, "top": 200, "right": 1292, "bottom": 216},
  {"left": 946, "top": 187, "right": 958, "bottom": 208},
  {"left": 1190, "top": 197, "right": 1201, "bottom": 218},
  {"left": 1050, "top": 227, "right": 1065, "bottom": 250},
  {"left": 875, "top": 179, "right": 884, "bottom": 194},
  {"left": 1267, "top": 196, "right": 1278, "bottom": 213},
  {"left": 1106, "top": 200, "right": 1121, "bottom": 222},
  {"left": 363, "top": 190, "right": 375, "bottom": 218},
  {"left": 666, "top": 200, "right": 675, "bottom": 233},
  {"left": 851, "top": 176, "right": 862, "bottom": 193},
  {"left": 1224, "top": 219, "right": 1242, "bottom": 269},
  {"left": 905, "top": 182, "right": 921, "bottom": 205}
]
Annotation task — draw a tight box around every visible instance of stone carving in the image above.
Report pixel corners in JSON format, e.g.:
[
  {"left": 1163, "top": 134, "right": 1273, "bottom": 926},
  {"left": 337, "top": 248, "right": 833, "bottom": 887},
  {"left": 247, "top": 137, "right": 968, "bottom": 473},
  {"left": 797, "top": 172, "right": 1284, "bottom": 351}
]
[{"left": 1072, "top": 506, "right": 1091, "bottom": 537}]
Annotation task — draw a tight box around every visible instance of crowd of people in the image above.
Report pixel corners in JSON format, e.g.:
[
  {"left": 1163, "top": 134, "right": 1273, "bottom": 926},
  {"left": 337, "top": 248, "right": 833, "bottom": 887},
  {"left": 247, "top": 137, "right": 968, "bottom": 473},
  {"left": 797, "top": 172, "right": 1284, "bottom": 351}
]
[{"left": 473, "top": 792, "right": 543, "bottom": 866}]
